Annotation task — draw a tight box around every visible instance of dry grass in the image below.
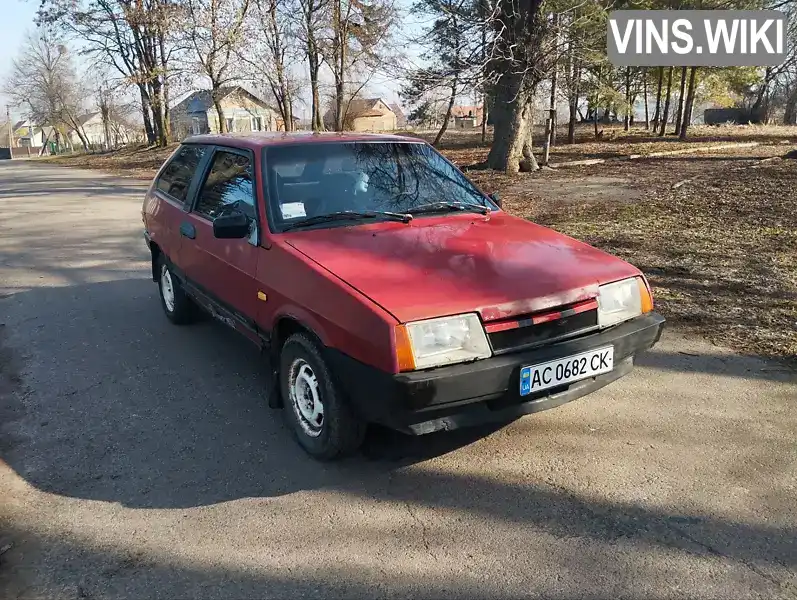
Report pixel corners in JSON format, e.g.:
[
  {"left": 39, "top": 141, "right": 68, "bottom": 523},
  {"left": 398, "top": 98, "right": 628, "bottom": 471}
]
[
  {"left": 41, "top": 126, "right": 797, "bottom": 366},
  {"left": 45, "top": 143, "right": 179, "bottom": 179},
  {"left": 409, "top": 123, "right": 797, "bottom": 166},
  {"left": 527, "top": 152, "right": 797, "bottom": 368}
]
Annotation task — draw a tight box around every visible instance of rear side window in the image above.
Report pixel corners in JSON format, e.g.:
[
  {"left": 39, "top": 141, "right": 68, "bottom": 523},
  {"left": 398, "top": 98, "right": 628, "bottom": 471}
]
[
  {"left": 156, "top": 145, "right": 206, "bottom": 202},
  {"left": 194, "top": 151, "right": 255, "bottom": 220}
]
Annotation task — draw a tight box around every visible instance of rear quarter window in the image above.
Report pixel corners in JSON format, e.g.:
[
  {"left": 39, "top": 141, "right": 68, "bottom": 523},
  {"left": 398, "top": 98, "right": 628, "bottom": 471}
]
[{"left": 156, "top": 145, "right": 206, "bottom": 202}]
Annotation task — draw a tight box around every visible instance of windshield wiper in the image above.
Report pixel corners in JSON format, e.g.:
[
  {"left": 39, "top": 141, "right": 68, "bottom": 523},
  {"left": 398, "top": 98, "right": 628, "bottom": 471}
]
[
  {"left": 410, "top": 202, "right": 491, "bottom": 216},
  {"left": 282, "top": 210, "right": 412, "bottom": 232}
]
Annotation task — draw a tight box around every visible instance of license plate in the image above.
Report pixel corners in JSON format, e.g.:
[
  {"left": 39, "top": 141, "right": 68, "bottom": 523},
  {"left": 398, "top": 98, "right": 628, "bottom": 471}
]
[{"left": 520, "top": 346, "right": 614, "bottom": 396}]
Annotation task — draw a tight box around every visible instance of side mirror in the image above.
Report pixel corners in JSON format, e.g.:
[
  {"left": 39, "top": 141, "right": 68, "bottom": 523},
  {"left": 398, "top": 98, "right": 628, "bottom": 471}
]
[
  {"left": 213, "top": 210, "right": 250, "bottom": 239},
  {"left": 489, "top": 192, "right": 502, "bottom": 209}
]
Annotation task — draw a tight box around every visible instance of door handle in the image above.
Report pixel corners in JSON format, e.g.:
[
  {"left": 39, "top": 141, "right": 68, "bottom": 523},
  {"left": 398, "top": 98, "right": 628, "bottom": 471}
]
[{"left": 180, "top": 222, "right": 196, "bottom": 239}]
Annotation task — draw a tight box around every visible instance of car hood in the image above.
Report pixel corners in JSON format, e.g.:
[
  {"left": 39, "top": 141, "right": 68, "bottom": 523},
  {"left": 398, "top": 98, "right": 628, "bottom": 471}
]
[{"left": 284, "top": 213, "right": 642, "bottom": 323}]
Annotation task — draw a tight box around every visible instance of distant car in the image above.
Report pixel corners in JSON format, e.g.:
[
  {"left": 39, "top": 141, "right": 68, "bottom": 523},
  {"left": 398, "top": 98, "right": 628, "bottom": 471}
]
[{"left": 142, "top": 132, "right": 665, "bottom": 459}]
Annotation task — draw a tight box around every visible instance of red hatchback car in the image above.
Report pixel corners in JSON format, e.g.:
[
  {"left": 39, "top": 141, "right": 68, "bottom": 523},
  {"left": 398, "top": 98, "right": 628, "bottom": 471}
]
[{"left": 142, "top": 132, "right": 665, "bottom": 459}]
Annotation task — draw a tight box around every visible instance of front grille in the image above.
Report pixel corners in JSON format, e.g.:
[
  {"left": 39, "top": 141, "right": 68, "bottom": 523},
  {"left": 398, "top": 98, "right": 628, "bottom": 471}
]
[{"left": 488, "top": 309, "right": 598, "bottom": 354}]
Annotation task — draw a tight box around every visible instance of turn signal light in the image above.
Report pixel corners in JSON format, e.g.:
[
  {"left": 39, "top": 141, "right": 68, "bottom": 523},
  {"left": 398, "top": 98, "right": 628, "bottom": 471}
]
[
  {"left": 394, "top": 324, "right": 416, "bottom": 372},
  {"left": 638, "top": 277, "right": 654, "bottom": 313}
]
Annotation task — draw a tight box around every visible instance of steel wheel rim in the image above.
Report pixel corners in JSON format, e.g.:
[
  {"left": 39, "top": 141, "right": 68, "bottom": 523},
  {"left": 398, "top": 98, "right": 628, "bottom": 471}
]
[
  {"left": 289, "top": 358, "right": 324, "bottom": 437},
  {"left": 160, "top": 265, "right": 176, "bottom": 313}
]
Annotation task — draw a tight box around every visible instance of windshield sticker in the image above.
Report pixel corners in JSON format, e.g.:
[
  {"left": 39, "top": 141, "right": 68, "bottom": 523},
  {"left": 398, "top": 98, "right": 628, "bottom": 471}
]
[{"left": 281, "top": 202, "right": 306, "bottom": 219}]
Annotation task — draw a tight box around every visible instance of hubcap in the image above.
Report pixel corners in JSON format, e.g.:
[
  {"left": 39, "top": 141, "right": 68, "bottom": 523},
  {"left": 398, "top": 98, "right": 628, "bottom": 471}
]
[
  {"left": 288, "top": 358, "right": 324, "bottom": 437},
  {"left": 160, "top": 265, "right": 175, "bottom": 312}
]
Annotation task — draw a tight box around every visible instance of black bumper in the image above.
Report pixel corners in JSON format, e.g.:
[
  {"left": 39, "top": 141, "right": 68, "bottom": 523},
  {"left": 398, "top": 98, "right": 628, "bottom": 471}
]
[{"left": 327, "top": 312, "right": 665, "bottom": 435}]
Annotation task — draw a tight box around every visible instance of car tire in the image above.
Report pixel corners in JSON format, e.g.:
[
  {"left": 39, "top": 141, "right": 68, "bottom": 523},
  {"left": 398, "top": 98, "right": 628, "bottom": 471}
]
[
  {"left": 157, "top": 256, "right": 196, "bottom": 325},
  {"left": 280, "top": 332, "right": 366, "bottom": 460}
]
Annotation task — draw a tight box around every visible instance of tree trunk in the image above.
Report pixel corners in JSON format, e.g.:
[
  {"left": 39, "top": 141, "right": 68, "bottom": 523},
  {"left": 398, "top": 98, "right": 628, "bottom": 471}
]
[
  {"left": 214, "top": 95, "right": 226, "bottom": 133},
  {"left": 659, "top": 67, "right": 673, "bottom": 136},
  {"left": 334, "top": 78, "right": 345, "bottom": 132},
  {"left": 139, "top": 84, "right": 155, "bottom": 145},
  {"left": 310, "top": 64, "right": 323, "bottom": 131},
  {"left": 652, "top": 67, "right": 663, "bottom": 126},
  {"left": 151, "top": 78, "right": 167, "bottom": 146},
  {"left": 674, "top": 66, "right": 687, "bottom": 136},
  {"left": 568, "top": 64, "right": 579, "bottom": 144},
  {"left": 679, "top": 67, "right": 698, "bottom": 140},
  {"left": 643, "top": 69, "right": 650, "bottom": 130},
  {"left": 481, "top": 93, "right": 488, "bottom": 144},
  {"left": 783, "top": 85, "right": 797, "bottom": 125},
  {"left": 434, "top": 76, "right": 458, "bottom": 147},
  {"left": 480, "top": 3, "right": 488, "bottom": 145},
  {"left": 548, "top": 13, "right": 559, "bottom": 147},
  {"left": 307, "top": 32, "right": 323, "bottom": 131},
  {"left": 487, "top": 75, "right": 537, "bottom": 173},
  {"left": 331, "top": 0, "right": 347, "bottom": 132},
  {"left": 520, "top": 98, "right": 538, "bottom": 172},
  {"left": 548, "top": 67, "right": 558, "bottom": 147},
  {"left": 751, "top": 67, "right": 773, "bottom": 122},
  {"left": 65, "top": 114, "right": 90, "bottom": 150},
  {"left": 159, "top": 32, "right": 171, "bottom": 144},
  {"left": 567, "top": 54, "right": 580, "bottom": 144},
  {"left": 102, "top": 108, "right": 111, "bottom": 149},
  {"left": 624, "top": 66, "right": 631, "bottom": 131}
]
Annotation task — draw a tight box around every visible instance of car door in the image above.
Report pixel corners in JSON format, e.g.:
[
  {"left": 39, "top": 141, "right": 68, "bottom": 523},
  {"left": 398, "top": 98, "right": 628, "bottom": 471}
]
[
  {"left": 147, "top": 144, "right": 209, "bottom": 271},
  {"left": 179, "top": 146, "right": 261, "bottom": 330}
]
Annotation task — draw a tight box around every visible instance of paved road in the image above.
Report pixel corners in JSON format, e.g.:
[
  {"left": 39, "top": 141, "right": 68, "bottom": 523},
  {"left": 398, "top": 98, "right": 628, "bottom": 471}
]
[{"left": 1, "top": 161, "right": 795, "bottom": 599}]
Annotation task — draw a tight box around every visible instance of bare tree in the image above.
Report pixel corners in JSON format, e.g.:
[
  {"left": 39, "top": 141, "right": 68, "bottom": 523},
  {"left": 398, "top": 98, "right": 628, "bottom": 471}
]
[
  {"left": 296, "top": 0, "right": 327, "bottom": 130},
  {"left": 485, "top": 0, "right": 558, "bottom": 173},
  {"left": 3, "top": 29, "right": 91, "bottom": 150},
  {"left": 323, "top": 0, "right": 396, "bottom": 131},
  {"left": 402, "top": 0, "right": 479, "bottom": 145},
  {"left": 184, "top": 0, "right": 251, "bottom": 133},
  {"left": 239, "top": 0, "right": 302, "bottom": 131},
  {"left": 39, "top": 0, "right": 178, "bottom": 146}
]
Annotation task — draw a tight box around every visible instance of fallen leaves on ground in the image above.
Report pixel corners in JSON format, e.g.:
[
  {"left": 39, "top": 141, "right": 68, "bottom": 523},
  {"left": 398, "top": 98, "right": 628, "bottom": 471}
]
[{"left": 527, "top": 154, "right": 797, "bottom": 368}]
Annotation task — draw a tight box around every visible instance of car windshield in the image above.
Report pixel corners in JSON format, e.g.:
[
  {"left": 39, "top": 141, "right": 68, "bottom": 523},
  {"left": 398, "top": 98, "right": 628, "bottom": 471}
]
[{"left": 265, "top": 142, "right": 490, "bottom": 231}]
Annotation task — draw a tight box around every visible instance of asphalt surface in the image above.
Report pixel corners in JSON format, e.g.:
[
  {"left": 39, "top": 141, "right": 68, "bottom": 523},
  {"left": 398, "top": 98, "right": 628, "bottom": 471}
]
[{"left": 1, "top": 161, "right": 795, "bottom": 599}]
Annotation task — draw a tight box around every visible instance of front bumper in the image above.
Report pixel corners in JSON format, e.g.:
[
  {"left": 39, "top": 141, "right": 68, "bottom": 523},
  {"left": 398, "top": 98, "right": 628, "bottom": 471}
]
[{"left": 327, "top": 312, "right": 665, "bottom": 434}]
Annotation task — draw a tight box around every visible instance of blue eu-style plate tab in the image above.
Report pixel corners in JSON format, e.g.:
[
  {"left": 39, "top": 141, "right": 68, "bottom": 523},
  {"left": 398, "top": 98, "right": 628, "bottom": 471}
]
[{"left": 520, "top": 366, "right": 532, "bottom": 396}]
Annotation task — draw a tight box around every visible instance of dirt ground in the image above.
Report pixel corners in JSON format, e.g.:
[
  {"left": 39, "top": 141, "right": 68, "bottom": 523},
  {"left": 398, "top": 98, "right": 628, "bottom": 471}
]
[{"left": 41, "top": 125, "right": 797, "bottom": 367}]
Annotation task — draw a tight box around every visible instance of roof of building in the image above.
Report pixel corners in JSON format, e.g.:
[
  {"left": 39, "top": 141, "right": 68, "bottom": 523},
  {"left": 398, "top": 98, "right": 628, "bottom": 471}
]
[
  {"left": 78, "top": 112, "right": 101, "bottom": 125},
  {"left": 344, "top": 98, "right": 395, "bottom": 118},
  {"left": 172, "top": 86, "right": 272, "bottom": 114},
  {"left": 388, "top": 103, "right": 405, "bottom": 118},
  {"left": 451, "top": 105, "right": 484, "bottom": 119}
]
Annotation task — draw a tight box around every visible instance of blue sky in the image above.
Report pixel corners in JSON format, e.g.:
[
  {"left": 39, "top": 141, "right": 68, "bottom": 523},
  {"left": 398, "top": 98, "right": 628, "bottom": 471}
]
[{"left": 1, "top": 0, "right": 39, "bottom": 120}]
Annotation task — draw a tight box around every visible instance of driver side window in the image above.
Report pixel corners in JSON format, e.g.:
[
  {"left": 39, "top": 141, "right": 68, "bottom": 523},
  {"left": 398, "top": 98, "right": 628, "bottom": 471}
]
[{"left": 195, "top": 150, "right": 255, "bottom": 221}]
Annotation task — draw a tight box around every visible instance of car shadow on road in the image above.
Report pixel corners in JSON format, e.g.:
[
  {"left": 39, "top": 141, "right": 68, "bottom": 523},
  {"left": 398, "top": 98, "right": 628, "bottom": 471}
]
[
  {"left": 1, "top": 278, "right": 796, "bottom": 588},
  {"left": 0, "top": 278, "right": 516, "bottom": 507}
]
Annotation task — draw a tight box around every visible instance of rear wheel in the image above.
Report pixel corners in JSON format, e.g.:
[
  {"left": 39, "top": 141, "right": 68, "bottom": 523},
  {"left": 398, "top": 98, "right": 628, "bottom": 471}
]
[
  {"left": 157, "top": 257, "right": 196, "bottom": 325},
  {"left": 280, "top": 333, "right": 365, "bottom": 459}
]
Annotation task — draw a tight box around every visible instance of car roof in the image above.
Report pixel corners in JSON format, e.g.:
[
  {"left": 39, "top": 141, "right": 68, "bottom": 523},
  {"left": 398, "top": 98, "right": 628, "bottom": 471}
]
[{"left": 183, "top": 131, "right": 426, "bottom": 151}]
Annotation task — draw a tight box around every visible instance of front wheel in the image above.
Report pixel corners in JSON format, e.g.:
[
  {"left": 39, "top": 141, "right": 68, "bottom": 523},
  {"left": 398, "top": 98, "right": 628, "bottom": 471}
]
[
  {"left": 157, "top": 257, "right": 196, "bottom": 325},
  {"left": 280, "top": 333, "right": 365, "bottom": 460}
]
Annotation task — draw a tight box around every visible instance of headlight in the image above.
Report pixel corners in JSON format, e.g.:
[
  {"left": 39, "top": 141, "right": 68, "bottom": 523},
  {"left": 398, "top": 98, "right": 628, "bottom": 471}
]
[
  {"left": 598, "top": 277, "right": 652, "bottom": 328},
  {"left": 397, "top": 313, "right": 491, "bottom": 370}
]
